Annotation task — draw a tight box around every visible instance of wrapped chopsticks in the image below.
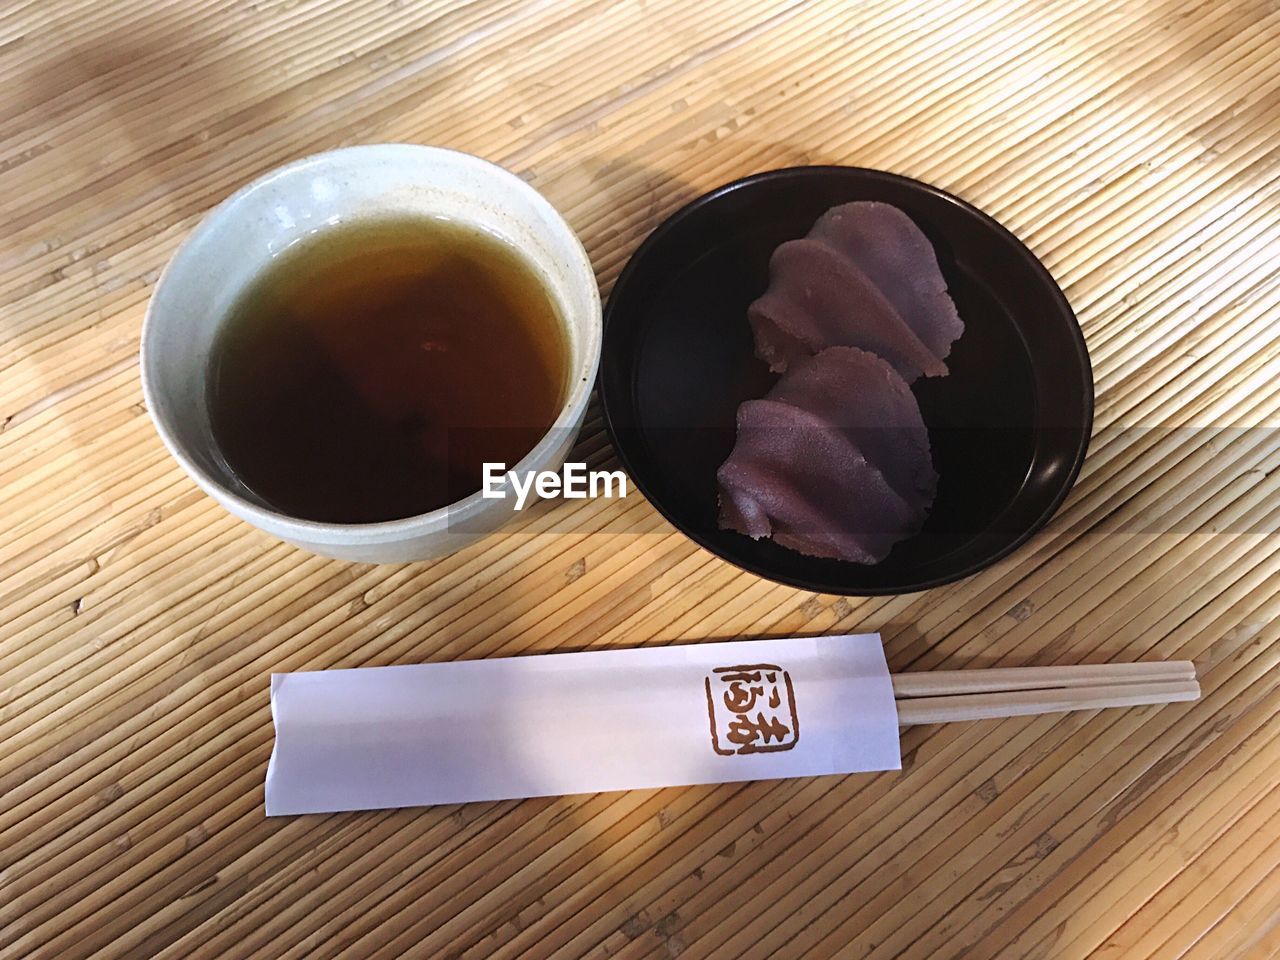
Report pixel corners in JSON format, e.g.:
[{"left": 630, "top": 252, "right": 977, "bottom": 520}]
[{"left": 264, "top": 637, "right": 1201, "bottom": 814}]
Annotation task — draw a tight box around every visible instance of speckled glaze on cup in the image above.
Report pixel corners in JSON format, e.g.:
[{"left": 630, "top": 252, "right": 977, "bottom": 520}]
[{"left": 141, "top": 144, "right": 601, "bottom": 562}]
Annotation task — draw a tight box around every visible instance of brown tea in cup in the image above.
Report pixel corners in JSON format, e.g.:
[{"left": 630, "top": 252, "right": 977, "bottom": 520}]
[{"left": 206, "top": 215, "right": 568, "bottom": 524}]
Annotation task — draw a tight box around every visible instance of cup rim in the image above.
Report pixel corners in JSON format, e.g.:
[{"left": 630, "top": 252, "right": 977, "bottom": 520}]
[{"left": 140, "top": 143, "right": 602, "bottom": 542}]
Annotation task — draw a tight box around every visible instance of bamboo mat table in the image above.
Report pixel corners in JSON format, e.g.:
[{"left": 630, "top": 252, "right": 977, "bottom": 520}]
[{"left": 4, "top": 1, "right": 1280, "bottom": 957}]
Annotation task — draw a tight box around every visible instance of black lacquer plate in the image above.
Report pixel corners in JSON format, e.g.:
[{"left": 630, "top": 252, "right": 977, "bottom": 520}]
[{"left": 600, "top": 166, "right": 1093, "bottom": 595}]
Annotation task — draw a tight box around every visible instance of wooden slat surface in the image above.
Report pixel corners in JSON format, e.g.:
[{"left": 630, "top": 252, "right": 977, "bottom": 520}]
[{"left": 3, "top": 0, "right": 1280, "bottom": 956}]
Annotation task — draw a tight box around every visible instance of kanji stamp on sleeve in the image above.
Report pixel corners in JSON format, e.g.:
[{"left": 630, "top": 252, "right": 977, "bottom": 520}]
[{"left": 705, "top": 663, "right": 800, "bottom": 756}]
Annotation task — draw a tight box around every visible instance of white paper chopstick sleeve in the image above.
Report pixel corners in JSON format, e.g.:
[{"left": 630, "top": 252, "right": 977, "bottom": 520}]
[{"left": 265, "top": 633, "right": 901, "bottom": 815}]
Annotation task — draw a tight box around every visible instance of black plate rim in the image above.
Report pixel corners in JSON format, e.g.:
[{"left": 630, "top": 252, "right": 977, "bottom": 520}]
[{"left": 600, "top": 165, "right": 1094, "bottom": 595}]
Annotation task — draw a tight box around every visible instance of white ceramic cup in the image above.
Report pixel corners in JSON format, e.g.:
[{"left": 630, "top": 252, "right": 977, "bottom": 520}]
[{"left": 141, "top": 144, "right": 601, "bottom": 563}]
